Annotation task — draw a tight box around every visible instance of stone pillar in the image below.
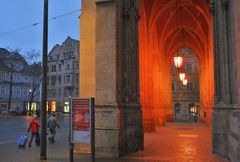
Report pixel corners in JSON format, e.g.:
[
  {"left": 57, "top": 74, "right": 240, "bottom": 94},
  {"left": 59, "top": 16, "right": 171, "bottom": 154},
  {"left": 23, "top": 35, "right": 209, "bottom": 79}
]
[
  {"left": 212, "top": 0, "right": 240, "bottom": 160},
  {"left": 94, "top": 0, "right": 143, "bottom": 157},
  {"left": 116, "top": 0, "right": 144, "bottom": 155}
]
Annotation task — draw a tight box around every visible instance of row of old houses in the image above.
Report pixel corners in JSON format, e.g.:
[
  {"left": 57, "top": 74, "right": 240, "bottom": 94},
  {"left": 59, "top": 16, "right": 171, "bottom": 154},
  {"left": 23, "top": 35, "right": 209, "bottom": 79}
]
[
  {"left": 0, "top": 48, "right": 41, "bottom": 114},
  {"left": 0, "top": 36, "right": 80, "bottom": 114}
]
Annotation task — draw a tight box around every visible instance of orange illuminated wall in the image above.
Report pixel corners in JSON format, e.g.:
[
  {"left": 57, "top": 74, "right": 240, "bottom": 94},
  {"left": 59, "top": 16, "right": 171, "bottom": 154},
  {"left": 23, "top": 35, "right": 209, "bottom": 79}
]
[{"left": 139, "top": 0, "right": 214, "bottom": 131}]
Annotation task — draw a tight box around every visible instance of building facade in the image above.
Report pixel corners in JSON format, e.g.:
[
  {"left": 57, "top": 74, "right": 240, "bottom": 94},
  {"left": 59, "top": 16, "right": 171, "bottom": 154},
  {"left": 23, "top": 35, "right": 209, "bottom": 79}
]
[
  {"left": 0, "top": 48, "right": 40, "bottom": 113},
  {"left": 47, "top": 37, "right": 79, "bottom": 113}
]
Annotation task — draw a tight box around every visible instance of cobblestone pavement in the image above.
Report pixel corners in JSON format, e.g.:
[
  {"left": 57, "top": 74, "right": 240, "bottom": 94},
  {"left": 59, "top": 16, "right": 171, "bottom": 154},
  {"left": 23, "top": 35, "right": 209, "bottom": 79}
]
[
  {"left": 0, "top": 118, "right": 230, "bottom": 162},
  {"left": 123, "top": 122, "right": 229, "bottom": 162}
]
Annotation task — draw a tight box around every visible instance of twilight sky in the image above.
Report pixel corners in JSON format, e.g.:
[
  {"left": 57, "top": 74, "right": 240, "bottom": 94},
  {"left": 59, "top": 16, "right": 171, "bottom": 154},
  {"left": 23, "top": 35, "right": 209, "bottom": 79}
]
[{"left": 0, "top": 0, "right": 81, "bottom": 56}]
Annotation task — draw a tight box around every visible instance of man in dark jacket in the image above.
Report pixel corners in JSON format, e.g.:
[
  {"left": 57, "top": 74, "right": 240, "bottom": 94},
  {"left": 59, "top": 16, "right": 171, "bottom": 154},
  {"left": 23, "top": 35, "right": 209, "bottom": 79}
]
[
  {"left": 27, "top": 115, "right": 41, "bottom": 147},
  {"left": 47, "top": 113, "right": 60, "bottom": 143}
]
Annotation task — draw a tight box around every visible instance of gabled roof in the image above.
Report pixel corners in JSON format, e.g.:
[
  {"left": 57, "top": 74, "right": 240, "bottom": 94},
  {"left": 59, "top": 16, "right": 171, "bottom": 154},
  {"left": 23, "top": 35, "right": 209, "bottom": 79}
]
[{"left": 48, "top": 44, "right": 61, "bottom": 56}]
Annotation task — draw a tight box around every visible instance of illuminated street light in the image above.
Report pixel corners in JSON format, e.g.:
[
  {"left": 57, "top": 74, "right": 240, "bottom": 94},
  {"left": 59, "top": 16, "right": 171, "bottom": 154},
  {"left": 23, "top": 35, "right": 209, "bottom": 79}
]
[
  {"left": 179, "top": 72, "right": 186, "bottom": 81},
  {"left": 174, "top": 56, "right": 183, "bottom": 68},
  {"left": 183, "top": 79, "right": 188, "bottom": 85}
]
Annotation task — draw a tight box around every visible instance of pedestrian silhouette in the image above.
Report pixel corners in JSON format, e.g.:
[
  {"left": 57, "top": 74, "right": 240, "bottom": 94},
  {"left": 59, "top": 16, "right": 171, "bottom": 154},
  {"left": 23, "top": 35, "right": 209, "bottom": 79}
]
[
  {"left": 27, "top": 115, "right": 41, "bottom": 147},
  {"left": 47, "top": 113, "right": 60, "bottom": 143}
]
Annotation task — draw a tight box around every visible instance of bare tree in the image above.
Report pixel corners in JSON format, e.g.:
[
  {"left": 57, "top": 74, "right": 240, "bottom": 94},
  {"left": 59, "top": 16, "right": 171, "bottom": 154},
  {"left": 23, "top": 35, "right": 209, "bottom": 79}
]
[
  {"left": 28, "top": 63, "right": 41, "bottom": 115},
  {"left": 25, "top": 49, "right": 41, "bottom": 64},
  {"left": 24, "top": 50, "right": 41, "bottom": 115}
]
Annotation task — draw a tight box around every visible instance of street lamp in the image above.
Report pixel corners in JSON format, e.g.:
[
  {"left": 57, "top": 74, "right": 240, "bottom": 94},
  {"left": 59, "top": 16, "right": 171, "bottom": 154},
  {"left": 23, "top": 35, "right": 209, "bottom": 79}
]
[
  {"left": 174, "top": 56, "right": 183, "bottom": 68},
  {"left": 179, "top": 72, "right": 186, "bottom": 81},
  {"left": 183, "top": 79, "right": 188, "bottom": 85}
]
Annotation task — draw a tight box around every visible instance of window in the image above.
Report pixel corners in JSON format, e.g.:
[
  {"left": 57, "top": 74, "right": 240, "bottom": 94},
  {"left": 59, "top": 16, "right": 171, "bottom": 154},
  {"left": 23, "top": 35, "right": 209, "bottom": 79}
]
[
  {"left": 24, "top": 76, "right": 28, "bottom": 81},
  {"left": 1, "top": 73, "right": 6, "bottom": 79},
  {"left": 66, "top": 75, "right": 71, "bottom": 83},
  {"left": 58, "top": 76, "right": 61, "bottom": 84},
  {"left": 65, "top": 62, "right": 71, "bottom": 70},
  {"left": 172, "top": 83, "right": 175, "bottom": 91},
  {"left": 185, "top": 64, "right": 192, "bottom": 73},
  {"left": 1, "top": 87, "right": 5, "bottom": 95},
  {"left": 58, "top": 89, "right": 61, "bottom": 96},
  {"left": 16, "top": 87, "right": 21, "bottom": 95},
  {"left": 24, "top": 87, "right": 28, "bottom": 95},
  {"left": 59, "top": 64, "right": 61, "bottom": 71},
  {"left": 52, "top": 89, "right": 56, "bottom": 96},
  {"left": 52, "top": 65, "right": 56, "bottom": 72},
  {"left": 51, "top": 77, "right": 56, "bottom": 85},
  {"left": 16, "top": 74, "right": 20, "bottom": 81},
  {"left": 76, "top": 88, "right": 79, "bottom": 96}
]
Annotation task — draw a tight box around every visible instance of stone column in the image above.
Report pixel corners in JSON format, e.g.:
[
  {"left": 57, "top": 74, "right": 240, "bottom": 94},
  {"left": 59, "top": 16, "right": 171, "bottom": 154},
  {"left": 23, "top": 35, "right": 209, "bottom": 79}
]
[
  {"left": 94, "top": 0, "right": 143, "bottom": 157},
  {"left": 116, "top": 0, "right": 144, "bottom": 155},
  {"left": 212, "top": 0, "right": 239, "bottom": 160},
  {"left": 221, "top": 0, "right": 232, "bottom": 104}
]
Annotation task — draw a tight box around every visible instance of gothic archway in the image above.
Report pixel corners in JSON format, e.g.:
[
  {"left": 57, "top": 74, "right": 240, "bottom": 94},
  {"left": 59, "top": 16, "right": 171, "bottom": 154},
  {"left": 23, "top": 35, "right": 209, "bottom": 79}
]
[{"left": 139, "top": 0, "right": 214, "bottom": 131}]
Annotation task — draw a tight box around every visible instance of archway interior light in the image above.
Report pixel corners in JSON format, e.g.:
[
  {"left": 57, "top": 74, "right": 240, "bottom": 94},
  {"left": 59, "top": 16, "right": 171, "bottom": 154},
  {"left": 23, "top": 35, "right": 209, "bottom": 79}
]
[
  {"left": 183, "top": 79, "right": 188, "bottom": 85},
  {"left": 179, "top": 72, "right": 186, "bottom": 81},
  {"left": 174, "top": 56, "right": 183, "bottom": 68}
]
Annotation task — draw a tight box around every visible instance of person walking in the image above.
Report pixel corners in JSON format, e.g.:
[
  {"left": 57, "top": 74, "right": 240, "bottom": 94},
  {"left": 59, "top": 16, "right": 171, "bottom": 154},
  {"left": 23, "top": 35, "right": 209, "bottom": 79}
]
[
  {"left": 47, "top": 113, "right": 60, "bottom": 143},
  {"left": 27, "top": 115, "right": 41, "bottom": 147}
]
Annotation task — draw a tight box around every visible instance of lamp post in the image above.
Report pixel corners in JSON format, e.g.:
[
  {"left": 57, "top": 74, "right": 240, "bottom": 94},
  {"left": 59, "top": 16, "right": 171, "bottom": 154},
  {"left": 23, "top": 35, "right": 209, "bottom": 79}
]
[
  {"left": 29, "top": 89, "right": 32, "bottom": 116},
  {"left": 40, "top": 0, "right": 48, "bottom": 160}
]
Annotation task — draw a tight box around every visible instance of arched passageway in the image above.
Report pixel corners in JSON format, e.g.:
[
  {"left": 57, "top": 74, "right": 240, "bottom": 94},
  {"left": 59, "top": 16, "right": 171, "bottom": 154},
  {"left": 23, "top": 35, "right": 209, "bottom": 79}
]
[{"left": 139, "top": 0, "right": 214, "bottom": 131}]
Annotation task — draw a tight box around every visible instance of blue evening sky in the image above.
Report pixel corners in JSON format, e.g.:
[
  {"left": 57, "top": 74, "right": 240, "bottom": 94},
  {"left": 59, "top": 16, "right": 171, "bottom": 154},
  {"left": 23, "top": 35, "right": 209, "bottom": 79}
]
[{"left": 0, "top": 0, "right": 81, "bottom": 56}]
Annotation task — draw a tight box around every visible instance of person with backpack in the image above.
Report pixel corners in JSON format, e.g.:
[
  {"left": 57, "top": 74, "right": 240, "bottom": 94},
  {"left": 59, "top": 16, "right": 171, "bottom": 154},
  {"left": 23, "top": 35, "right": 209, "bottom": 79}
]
[
  {"left": 47, "top": 113, "right": 60, "bottom": 143},
  {"left": 27, "top": 114, "right": 41, "bottom": 147}
]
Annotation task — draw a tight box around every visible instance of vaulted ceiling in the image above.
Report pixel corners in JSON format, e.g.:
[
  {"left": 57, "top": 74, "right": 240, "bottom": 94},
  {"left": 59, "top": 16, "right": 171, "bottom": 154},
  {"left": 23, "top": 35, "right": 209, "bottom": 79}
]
[{"left": 140, "top": 0, "right": 211, "bottom": 62}]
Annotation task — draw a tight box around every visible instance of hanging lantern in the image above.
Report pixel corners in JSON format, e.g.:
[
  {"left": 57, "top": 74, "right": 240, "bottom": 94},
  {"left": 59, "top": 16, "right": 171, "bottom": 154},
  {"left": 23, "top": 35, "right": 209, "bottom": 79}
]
[
  {"left": 179, "top": 72, "right": 185, "bottom": 81},
  {"left": 183, "top": 79, "right": 188, "bottom": 85},
  {"left": 174, "top": 56, "right": 183, "bottom": 68}
]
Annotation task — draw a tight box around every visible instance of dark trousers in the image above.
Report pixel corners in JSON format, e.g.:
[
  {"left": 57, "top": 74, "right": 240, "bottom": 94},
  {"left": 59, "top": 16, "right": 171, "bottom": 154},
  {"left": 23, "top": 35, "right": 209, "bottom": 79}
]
[
  {"left": 29, "top": 132, "right": 40, "bottom": 146},
  {"left": 49, "top": 128, "right": 56, "bottom": 142}
]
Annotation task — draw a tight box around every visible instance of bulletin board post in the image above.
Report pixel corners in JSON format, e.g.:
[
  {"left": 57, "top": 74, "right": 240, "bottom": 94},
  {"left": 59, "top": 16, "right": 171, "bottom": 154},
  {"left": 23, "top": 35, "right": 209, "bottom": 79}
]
[{"left": 69, "top": 97, "right": 95, "bottom": 162}]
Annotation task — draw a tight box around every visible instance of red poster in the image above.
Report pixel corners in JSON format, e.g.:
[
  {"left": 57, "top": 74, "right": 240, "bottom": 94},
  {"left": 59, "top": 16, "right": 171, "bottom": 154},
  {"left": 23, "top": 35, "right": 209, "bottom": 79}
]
[{"left": 72, "top": 98, "right": 90, "bottom": 131}]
